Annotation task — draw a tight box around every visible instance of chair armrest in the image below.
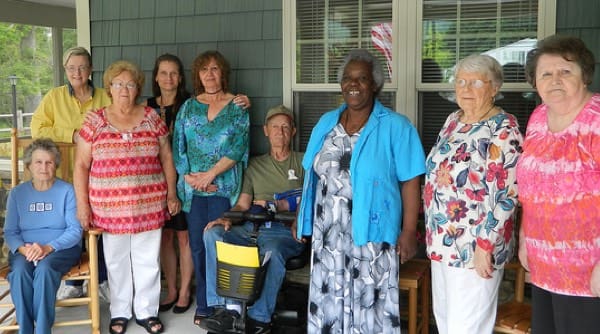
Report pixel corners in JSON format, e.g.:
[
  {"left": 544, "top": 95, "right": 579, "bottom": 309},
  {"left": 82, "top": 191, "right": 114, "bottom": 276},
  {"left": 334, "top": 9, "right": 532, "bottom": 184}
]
[{"left": 87, "top": 228, "right": 103, "bottom": 236}]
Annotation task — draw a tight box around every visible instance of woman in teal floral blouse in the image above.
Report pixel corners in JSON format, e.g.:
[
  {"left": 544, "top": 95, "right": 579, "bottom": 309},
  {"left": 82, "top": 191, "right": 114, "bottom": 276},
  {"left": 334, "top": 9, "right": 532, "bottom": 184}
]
[
  {"left": 423, "top": 54, "right": 522, "bottom": 334},
  {"left": 172, "top": 50, "right": 249, "bottom": 326}
]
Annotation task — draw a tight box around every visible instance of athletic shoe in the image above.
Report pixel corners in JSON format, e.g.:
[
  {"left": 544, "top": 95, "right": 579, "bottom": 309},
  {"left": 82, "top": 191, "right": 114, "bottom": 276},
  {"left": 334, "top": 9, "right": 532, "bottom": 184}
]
[
  {"left": 98, "top": 280, "right": 110, "bottom": 303},
  {"left": 57, "top": 285, "right": 84, "bottom": 299},
  {"left": 245, "top": 316, "right": 271, "bottom": 334},
  {"left": 200, "top": 307, "right": 240, "bottom": 332}
]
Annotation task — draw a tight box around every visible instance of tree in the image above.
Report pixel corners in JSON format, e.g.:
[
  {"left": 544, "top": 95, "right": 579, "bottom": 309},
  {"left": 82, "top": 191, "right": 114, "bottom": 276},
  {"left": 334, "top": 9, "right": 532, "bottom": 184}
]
[{"left": 0, "top": 22, "right": 76, "bottom": 138}]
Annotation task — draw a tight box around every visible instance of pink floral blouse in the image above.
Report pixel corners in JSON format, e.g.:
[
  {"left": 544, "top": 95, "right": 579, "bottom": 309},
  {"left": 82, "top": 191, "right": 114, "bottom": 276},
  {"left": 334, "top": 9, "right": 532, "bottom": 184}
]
[
  {"left": 516, "top": 94, "right": 600, "bottom": 296},
  {"left": 424, "top": 109, "right": 522, "bottom": 268}
]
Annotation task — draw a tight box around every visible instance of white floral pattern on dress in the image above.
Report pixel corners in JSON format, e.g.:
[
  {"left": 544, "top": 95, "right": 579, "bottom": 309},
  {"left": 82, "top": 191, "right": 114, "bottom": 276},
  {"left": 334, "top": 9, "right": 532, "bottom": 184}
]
[{"left": 308, "top": 124, "right": 401, "bottom": 334}]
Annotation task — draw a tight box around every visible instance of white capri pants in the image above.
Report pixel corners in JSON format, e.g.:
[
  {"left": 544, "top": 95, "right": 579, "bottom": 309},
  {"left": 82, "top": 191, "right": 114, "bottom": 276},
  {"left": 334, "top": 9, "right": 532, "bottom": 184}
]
[
  {"left": 102, "top": 229, "right": 162, "bottom": 320},
  {"left": 431, "top": 260, "right": 503, "bottom": 334}
]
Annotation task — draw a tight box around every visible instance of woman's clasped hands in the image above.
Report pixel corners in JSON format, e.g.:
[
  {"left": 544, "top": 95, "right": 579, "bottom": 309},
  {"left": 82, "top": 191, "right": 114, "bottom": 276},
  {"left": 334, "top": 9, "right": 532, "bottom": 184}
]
[
  {"left": 184, "top": 171, "right": 218, "bottom": 192},
  {"left": 19, "top": 243, "right": 53, "bottom": 263}
]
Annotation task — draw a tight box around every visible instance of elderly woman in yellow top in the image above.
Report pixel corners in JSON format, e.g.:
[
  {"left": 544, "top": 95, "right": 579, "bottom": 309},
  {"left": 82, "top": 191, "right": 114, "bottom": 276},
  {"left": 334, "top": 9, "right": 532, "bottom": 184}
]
[
  {"left": 4, "top": 138, "right": 83, "bottom": 334},
  {"left": 30, "top": 46, "right": 111, "bottom": 302},
  {"left": 74, "top": 60, "right": 180, "bottom": 334},
  {"left": 30, "top": 46, "right": 111, "bottom": 143}
]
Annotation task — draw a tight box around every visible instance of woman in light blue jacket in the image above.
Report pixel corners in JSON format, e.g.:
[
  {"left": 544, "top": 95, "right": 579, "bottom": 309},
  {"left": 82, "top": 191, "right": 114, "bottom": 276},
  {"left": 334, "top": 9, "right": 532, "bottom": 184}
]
[{"left": 296, "top": 49, "right": 426, "bottom": 334}]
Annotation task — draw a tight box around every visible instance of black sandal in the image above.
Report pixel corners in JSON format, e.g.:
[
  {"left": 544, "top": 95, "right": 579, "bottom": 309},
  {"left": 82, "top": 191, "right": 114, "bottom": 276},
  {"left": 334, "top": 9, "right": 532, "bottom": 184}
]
[
  {"left": 136, "top": 316, "right": 164, "bottom": 334},
  {"left": 109, "top": 317, "right": 129, "bottom": 334}
]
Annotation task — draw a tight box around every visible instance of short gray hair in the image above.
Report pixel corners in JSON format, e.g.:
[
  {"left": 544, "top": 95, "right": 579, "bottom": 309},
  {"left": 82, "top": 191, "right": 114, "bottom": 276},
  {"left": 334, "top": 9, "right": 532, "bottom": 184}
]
[
  {"left": 63, "top": 46, "right": 92, "bottom": 68},
  {"left": 23, "top": 138, "right": 61, "bottom": 170},
  {"left": 337, "top": 49, "right": 385, "bottom": 96},
  {"left": 455, "top": 54, "right": 504, "bottom": 90}
]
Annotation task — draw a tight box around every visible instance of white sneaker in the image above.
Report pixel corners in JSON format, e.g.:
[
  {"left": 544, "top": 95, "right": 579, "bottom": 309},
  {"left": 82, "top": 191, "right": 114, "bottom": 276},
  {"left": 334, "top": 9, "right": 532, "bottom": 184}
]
[
  {"left": 57, "top": 285, "right": 84, "bottom": 300},
  {"left": 98, "top": 280, "right": 110, "bottom": 303}
]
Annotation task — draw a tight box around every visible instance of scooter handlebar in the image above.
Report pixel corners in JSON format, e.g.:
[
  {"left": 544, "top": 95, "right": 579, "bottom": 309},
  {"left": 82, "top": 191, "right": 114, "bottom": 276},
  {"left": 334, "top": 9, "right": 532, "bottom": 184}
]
[{"left": 222, "top": 210, "right": 296, "bottom": 223}]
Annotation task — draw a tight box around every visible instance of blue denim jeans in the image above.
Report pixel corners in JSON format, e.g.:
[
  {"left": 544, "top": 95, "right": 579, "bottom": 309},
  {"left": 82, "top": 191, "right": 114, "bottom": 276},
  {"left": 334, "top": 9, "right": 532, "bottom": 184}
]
[
  {"left": 204, "top": 221, "right": 305, "bottom": 323},
  {"left": 8, "top": 245, "right": 81, "bottom": 334},
  {"left": 186, "top": 195, "right": 231, "bottom": 316}
]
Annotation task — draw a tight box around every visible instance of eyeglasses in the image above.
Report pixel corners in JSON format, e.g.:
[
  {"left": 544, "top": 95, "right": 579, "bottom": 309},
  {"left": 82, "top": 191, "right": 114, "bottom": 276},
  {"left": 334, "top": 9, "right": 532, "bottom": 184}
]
[
  {"left": 65, "top": 65, "right": 90, "bottom": 73},
  {"left": 454, "top": 78, "right": 491, "bottom": 89},
  {"left": 111, "top": 81, "right": 137, "bottom": 90}
]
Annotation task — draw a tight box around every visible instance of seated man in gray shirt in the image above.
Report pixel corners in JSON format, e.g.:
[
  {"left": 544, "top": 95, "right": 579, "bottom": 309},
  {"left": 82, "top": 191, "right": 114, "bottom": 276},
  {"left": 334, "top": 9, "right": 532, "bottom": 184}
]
[{"left": 201, "top": 105, "right": 305, "bottom": 334}]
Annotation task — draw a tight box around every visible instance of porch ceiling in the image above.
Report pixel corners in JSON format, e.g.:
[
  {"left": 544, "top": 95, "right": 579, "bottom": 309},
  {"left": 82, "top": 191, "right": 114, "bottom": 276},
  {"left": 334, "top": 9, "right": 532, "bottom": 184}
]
[
  {"left": 14, "top": 0, "right": 74, "bottom": 8},
  {"left": 0, "top": 0, "right": 76, "bottom": 28}
]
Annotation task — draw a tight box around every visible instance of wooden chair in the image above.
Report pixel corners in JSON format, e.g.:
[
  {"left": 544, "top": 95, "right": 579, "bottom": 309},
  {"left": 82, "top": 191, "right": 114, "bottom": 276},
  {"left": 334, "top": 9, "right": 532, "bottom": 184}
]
[
  {"left": 495, "top": 205, "right": 531, "bottom": 333},
  {"left": 399, "top": 258, "right": 431, "bottom": 334},
  {"left": 0, "top": 137, "right": 101, "bottom": 334},
  {"left": 494, "top": 262, "right": 531, "bottom": 334}
]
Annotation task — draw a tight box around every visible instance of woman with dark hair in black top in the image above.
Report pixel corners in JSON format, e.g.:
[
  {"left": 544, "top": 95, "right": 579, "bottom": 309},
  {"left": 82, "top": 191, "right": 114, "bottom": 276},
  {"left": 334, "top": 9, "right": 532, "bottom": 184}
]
[
  {"left": 143, "top": 53, "right": 195, "bottom": 314},
  {"left": 143, "top": 53, "right": 252, "bottom": 315}
]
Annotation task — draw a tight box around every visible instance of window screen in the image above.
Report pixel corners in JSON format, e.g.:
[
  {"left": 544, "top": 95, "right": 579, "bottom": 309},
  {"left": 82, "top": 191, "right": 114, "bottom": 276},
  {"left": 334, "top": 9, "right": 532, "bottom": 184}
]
[
  {"left": 420, "top": 0, "right": 540, "bottom": 154},
  {"left": 296, "top": 0, "right": 394, "bottom": 84},
  {"left": 294, "top": 91, "right": 396, "bottom": 150}
]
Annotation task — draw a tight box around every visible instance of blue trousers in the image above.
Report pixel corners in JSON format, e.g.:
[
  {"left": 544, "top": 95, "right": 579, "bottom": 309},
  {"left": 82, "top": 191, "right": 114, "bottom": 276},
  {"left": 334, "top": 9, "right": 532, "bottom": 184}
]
[
  {"left": 186, "top": 195, "right": 231, "bottom": 316},
  {"left": 204, "top": 222, "right": 305, "bottom": 323},
  {"left": 8, "top": 245, "right": 81, "bottom": 334}
]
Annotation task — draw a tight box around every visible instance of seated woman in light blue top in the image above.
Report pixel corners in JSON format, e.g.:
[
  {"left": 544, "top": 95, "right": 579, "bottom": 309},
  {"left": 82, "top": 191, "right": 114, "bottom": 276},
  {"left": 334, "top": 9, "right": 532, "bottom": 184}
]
[{"left": 4, "top": 138, "right": 83, "bottom": 334}]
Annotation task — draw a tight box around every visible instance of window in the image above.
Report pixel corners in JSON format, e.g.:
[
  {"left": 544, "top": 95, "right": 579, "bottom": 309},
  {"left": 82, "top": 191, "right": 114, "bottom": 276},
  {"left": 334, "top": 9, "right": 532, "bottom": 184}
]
[
  {"left": 296, "top": 0, "right": 394, "bottom": 85},
  {"left": 0, "top": 23, "right": 76, "bottom": 138},
  {"left": 292, "top": 0, "right": 395, "bottom": 149},
  {"left": 294, "top": 91, "right": 396, "bottom": 149},
  {"left": 285, "top": 0, "right": 555, "bottom": 152},
  {"left": 419, "top": 0, "right": 545, "bottom": 153}
]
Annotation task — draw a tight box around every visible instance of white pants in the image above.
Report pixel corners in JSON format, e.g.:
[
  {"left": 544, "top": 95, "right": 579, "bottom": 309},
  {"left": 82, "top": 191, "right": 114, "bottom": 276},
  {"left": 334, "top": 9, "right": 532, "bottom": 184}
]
[
  {"left": 431, "top": 261, "right": 503, "bottom": 334},
  {"left": 103, "top": 229, "right": 161, "bottom": 320}
]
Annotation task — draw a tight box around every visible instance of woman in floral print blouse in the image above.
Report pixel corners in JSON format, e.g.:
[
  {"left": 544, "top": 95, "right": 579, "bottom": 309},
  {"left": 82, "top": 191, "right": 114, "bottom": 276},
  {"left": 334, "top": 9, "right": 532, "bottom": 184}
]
[{"left": 423, "top": 54, "right": 523, "bottom": 334}]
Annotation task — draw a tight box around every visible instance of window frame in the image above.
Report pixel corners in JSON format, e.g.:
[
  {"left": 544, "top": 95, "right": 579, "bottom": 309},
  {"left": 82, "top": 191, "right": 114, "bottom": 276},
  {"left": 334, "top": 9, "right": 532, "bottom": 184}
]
[{"left": 283, "top": 0, "right": 556, "bottom": 139}]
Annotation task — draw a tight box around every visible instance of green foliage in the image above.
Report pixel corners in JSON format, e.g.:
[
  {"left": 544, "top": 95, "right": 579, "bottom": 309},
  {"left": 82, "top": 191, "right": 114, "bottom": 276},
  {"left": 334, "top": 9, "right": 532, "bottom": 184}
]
[
  {"left": 0, "top": 23, "right": 76, "bottom": 139},
  {"left": 63, "top": 29, "right": 77, "bottom": 53}
]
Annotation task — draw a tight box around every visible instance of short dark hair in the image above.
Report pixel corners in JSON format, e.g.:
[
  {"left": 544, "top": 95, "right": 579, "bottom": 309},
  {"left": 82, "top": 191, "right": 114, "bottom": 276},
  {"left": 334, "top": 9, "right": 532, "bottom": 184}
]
[
  {"left": 525, "top": 35, "right": 596, "bottom": 88},
  {"left": 191, "top": 51, "right": 231, "bottom": 95}
]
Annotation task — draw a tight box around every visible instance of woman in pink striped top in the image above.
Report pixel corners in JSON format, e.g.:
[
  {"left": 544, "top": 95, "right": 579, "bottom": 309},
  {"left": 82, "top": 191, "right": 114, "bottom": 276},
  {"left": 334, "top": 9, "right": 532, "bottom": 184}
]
[
  {"left": 74, "top": 60, "right": 180, "bottom": 334},
  {"left": 517, "top": 34, "right": 600, "bottom": 334}
]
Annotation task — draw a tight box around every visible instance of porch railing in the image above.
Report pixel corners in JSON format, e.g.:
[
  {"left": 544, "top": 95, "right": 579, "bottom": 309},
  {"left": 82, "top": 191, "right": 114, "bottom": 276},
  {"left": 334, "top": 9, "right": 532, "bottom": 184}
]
[{"left": 0, "top": 110, "right": 33, "bottom": 136}]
